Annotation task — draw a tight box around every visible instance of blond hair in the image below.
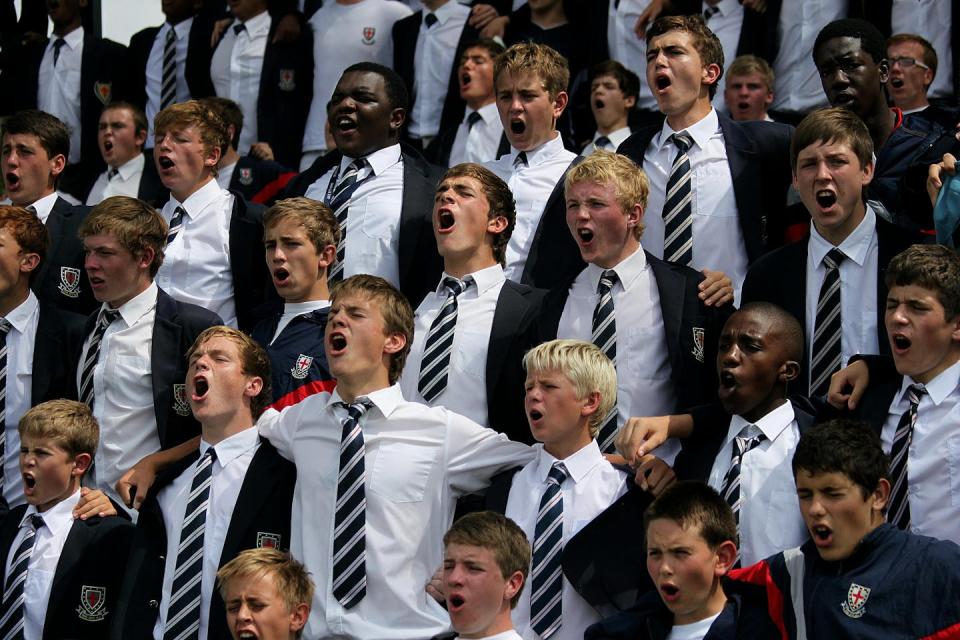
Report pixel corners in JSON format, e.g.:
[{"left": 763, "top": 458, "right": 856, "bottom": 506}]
[
  {"left": 264, "top": 197, "right": 340, "bottom": 258},
  {"left": 565, "top": 150, "right": 649, "bottom": 240},
  {"left": 523, "top": 339, "right": 617, "bottom": 437},
  {"left": 494, "top": 42, "right": 570, "bottom": 98},
  {"left": 186, "top": 327, "right": 272, "bottom": 417},
  {"left": 80, "top": 196, "right": 167, "bottom": 277},
  {"left": 18, "top": 400, "right": 99, "bottom": 458},
  {"left": 726, "top": 55, "right": 775, "bottom": 91}
]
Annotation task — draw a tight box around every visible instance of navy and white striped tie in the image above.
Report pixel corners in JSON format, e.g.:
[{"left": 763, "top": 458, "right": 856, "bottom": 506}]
[
  {"left": 332, "top": 400, "right": 372, "bottom": 609},
  {"left": 719, "top": 428, "right": 765, "bottom": 565},
  {"left": 163, "top": 448, "right": 217, "bottom": 640},
  {"left": 328, "top": 160, "right": 366, "bottom": 283},
  {"left": 0, "top": 319, "right": 11, "bottom": 496},
  {"left": 0, "top": 514, "right": 44, "bottom": 640},
  {"left": 592, "top": 270, "right": 619, "bottom": 453},
  {"left": 78, "top": 309, "right": 121, "bottom": 409},
  {"left": 810, "top": 248, "right": 846, "bottom": 396},
  {"left": 663, "top": 132, "right": 694, "bottom": 266},
  {"left": 418, "top": 277, "right": 471, "bottom": 402},
  {"left": 530, "top": 462, "right": 568, "bottom": 639},
  {"left": 166, "top": 206, "right": 187, "bottom": 247},
  {"left": 887, "top": 384, "right": 925, "bottom": 530},
  {"left": 161, "top": 28, "right": 177, "bottom": 110}
]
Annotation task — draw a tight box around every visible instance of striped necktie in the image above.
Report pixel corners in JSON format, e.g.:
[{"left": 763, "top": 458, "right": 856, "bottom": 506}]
[
  {"left": 663, "top": 132, "right": 694, "bottom": 266},
  {"left": 0, "top": 319, "right": 12, "bottom": 497},
  {"left": 592, "top": 270, "right": 619, "bottom": 453},
  {"left": 166, "top": 206, "right": 186, "bottom": 247},
  {"left": 418, "top": 277, "right": 472, "bottom": 402},
  {"left": 328, "top": 159, "right": 367, "bottom": 283},
  {"left": 163, "top": 448, "right": 217, "bottom": 640},
  {"left": 810, "top": 248, "right": 846, "bottom": 396},
  {"left": 332, "top": 400, "right": 373, "bottom": 609},
  {"left": 52, "top": 38, "right": 66, "bottom": 67},
  {"left": 161, "top": 27, "right": 177, "bottom": 110},
  {"left": 719, "top": 428, "right": 765, "bottom": 565},
  {"left": 530, "top": 462, "right": 568, "bottom": 639},
  {"left": 0, "top": 514, "right": 45, "bottom": 640},
  {"left": 78, "top": 309, "right": 121, "bottom": 408},
  {"left": 887, "top": 384, "right": 925, "bottom": 530}
]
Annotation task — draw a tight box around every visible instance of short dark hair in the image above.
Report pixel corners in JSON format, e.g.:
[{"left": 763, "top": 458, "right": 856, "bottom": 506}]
[
  {"left": 200, "top": 96, "right": 244, "bottom": 150},
  {"left": 792, "top": 419, "right": 889, "bottom": 499},
  {"left": 342, "top": 62, "right": 410, "bottom": 112},
  {"left": 735, "top": 301, "right": 804, "bottom": 363},
  {"left": 644, "top": 481, "right": 738, "bottom": 550},
  {"left": 462, "top": 37, "right": 505, "bottom": 60},
  {"left": 444, "top": 512, "right": 530, "bottom": 608},
  {"left": 791, "top": 107, "right": 873, "bottom": 173},
  {"left": 441, "top": 163, "right": 515, "bottom": 265},
  {"left": 886, "top": 33, "right": 938, "bottom": 82},
  {"left": 886, "top": 244, "right": 960, "bottom": 319},
  {"left": 2, "top": 110, "right": 70, "bottom": 161},
  {"left": 590, "top": 60, "right": 641, "bottom": 103},
  {"left": 647, "top": 15, "right": 724, "bottom": 98},
  {"left": 813, "top": 18, "right": 887, "bottom": 67},
  {"left": 103, "top": 101, "right": 149, "bottom": 137}
]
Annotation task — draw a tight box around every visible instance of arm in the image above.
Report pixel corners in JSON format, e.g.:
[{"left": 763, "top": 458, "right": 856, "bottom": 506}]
[
  {"left": 115, "top": 436, "right": 200, "bottom": 510},
  {"left": 699, "top": 269, "right": 734, "bottom": 307},
  {"left": 615, "top": 414, "right": 694, "bottom": 466}
]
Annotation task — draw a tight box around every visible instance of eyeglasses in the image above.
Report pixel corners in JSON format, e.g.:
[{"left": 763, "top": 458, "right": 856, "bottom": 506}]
[{"left": 889, "top": 56, "right": 931, "bottom": 71}]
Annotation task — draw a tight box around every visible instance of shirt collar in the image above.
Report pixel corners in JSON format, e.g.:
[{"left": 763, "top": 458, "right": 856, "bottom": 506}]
[
  {"left": 201, "top": 425, "right": 260, "bottom": 468},
  {"left": 23, "top": 488, "right": 81, "bottom": 534},
  {"left": 50, "top": 25, "right": 84, "bottom": 50},
  {"left": 283, "top": 300, "right": 330, "bottom": 315},
  {"left": 509, "top": 133, "right": 566, "bottom": 169},
  {"left": 175, "top": 178, "right": 223, "bottom": 219},
  {"left": 535, "top": 439, "right": 605, "bottom": 485},
  {"left": 115, "top": 153, "right": 145, "bottom": 181},
  {"left": 656, "top": 108, "right": 718, "bottom": 152},
  {"left": 595, "top": 126, "right": 632, "bottom": 148},
  {"left": 328, "top": 384, "right": 404, "bottom": 419},
  {"left": 727, "top": 400, "right": 795, "bottom": 445},
  {"left": 164, "top": 16, "right": 194, "bottom": 40},
  {"left": 439, "top": 264, "right": 505, "bottom": 297},
  {"left": 899, "top": 358, "right": 960, "bottom": 406},
  {"left": 2, "top": 290, "right": 39, "bottom": 335},
  {"left": 711, "top": 0, "right": 741, "bottom": 17},
  {"left": 809, "top": 205, "right": 877, "bottom": 268},
  {"left": 585, "top": 245, "right": 648, "bottom": 291},
  {"left": 424, "top": 0, "right": 462, "bottom": 27},
  {"left": 342, "top": 143, "right": 402, "bottom": 178},
  {"left": 100, "top": 281, "right": 158, "bottom": 327},
  {"left": 469, "top": 101, "right": 500, "bottom": 125},
  {"left": 29, "top": 192, "right": 60, "bottom": 225},
  {"left": 237, "top": 10, "right": 271, "bottom": 36}
]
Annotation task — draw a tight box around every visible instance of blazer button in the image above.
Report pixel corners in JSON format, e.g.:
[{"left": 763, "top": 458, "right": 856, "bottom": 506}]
[{"left": 149, "top": 600, "right": 159, "bottom": 608}]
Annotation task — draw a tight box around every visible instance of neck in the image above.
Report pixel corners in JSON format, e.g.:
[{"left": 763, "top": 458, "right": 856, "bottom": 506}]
[
  {"left": 675, "top": 583, "right": 726, "bottom": 626},
  {"left": 422, "top": 0, "right": 448, "bottom": 10},
  {"left": 597, "top": 117, "right": 628, "bottom": 136},
  {"left": 336, "top": 375, "right": 390, "bottom": 404},
  {"left": 291, "top": 279, "right": 331, "bottom": 305},
  {"left": 173, "top": 175, "right": 214, "bottom": 203},
  {"left": 910, "top": 346, "right": 960, "bottom": 385},
  {"left": 862, "top": 104, "right": 896, "bottom": 150},
  {"left": 461, "top": 612, "right": 515, "bottom": 639},
  {"left": 0, "top": 287, "right": 29, "bottom": 318},
  {"left": 443, "top": 253, "right": 497, "bottom": 280},
  {"left": 531, "top": 3, "right": 567, "bottom": 29},
  {"left": 202, "top": 413, "right": 255, "bottom": 445},
  {"left": 108, "top": 279, "right": 152, "bottom": 310},
  {"left": 741, "top": 395, "right": 787, "bottom": 425},
  {"left": 816, "top": 201, "right": 865, "bottom": 246},
  {"left": 222, "top": 146, "right": 240, "bottom": 167},
  {"left": 53, "top": 20, "right": 81, "bottom": 38},
  {"left": 466, "top": 95, "right": 495, "bottom": 112},
  {"left": 665, "top": 100, "right": 712, "bottom": 132},
  {"left": 544, "top": 428, "right": 592, "bottom": 461}
]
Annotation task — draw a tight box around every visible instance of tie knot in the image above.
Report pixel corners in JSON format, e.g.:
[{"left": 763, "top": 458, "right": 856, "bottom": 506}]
[
  {"left": 671, "top": 132, "right": 692, "bottom": 153},
  {"left": 514, "top": 151, "right": 528, "bottom": 169},
  {"left": 467, "top": 111, "right": 483, "bottom": 128},
  {"left": 346, "top": 158, "right": 367, "bottom": 176},
  {"left": 233, "top": 23, "right": 246, "bottom": 35},
  {"left": 907, "top": 383, "right": 926, "bottom": 404},
  {"left": 201, "top": 446, "right": 218, "bottom": 465},
  {"left": 823, "top": 248, "right": 846, "bottom": 270},
  {"left": 165, "top": 27, "right": 177, "bottom": 43},
  {"left": 424, "top": 12, "right": 438, "bottom": 27},
  {"left": 172, "top": 205, "right": 187, "bottom": 220},
  {"left": 704, "top": 5, "right": 720, "bottom": 19},
  {"left": 736, "top": 432, "right": 766, "bottom": 454},
  {"left": 547, "top": 462, "right": 568, "bottom": 486},
  {"left": 594, "top": 135, "right": 611, "bottom": 149},
  {"left": 53, "top": 38, "right": 66, "bottom": 51},
  {"left": 107, "top": 168, "right": 119, "bottom": 181},
  {"left": 27, "top": 514, "right": 44, "bottom": 531},
  {"left": 443, "top": 276, "right": 470, "bottom": 297},
  {"left": 0, "top": 318, "right": 12, "bottom": 335},
  {"left": 597, "top": 269, "right": 618, "bottom": 294},
  {"left": 340, "top": 400, "right": 372, "bottom": 421},
  {"left": 99, "top": 308, "right": 121, "bottom": 327}
]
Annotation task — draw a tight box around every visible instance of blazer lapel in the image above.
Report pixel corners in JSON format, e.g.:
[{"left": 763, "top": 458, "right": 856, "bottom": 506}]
[
  {"left": 718, "top": 114, "right": 763, "bottom": 257},
  {"left": 37, "top": 198, "right": 70, "bottom": 291},
  {"left": 45, "top": 520, "right": 91, "bottom": 629},
  {"left": 151, "top": 291, "right": 182, "bottom": 446},
  {"left": 31, "top": 306, "right": 61, "bottom": 402},
  {"left": 217, "top": 444, "right": 283, "bottom": 566},
  {"left": 649, "top": 257, "right": 684, "bottom": 375},
  {"left": 485, "top": 282, "right": 526, "bottom": 398}
]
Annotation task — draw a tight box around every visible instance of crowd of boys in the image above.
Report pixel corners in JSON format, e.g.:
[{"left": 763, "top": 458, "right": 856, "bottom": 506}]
[{"left": 1, "top": 1, "right": 960, "bottom": 639}]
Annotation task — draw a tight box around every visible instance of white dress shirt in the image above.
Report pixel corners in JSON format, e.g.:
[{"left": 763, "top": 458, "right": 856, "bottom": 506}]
[
  {"left": 506, "top": 441, "right": 628, "bottom": 640},
  {"left": 7, "top": 491, "right": 81, "bottom": 640},
  {"left": 704, "top": 0, "right": 745, "bottom": 112},
  {"left": 211, "top": 10, "right": 270, "bottom": 155},
  {"left": 484, "top": 135, "right": 575, "bottom": 282},
  {"left": 892, "top": 0, "right": 953, "bottom": 99},
  {"left": 643, "top": 109, "right": 748, "bottom": 302},
  {"left": 77, "top": 283, "right": 161, "bottom": 509},
  {"left": 156, "top": 180, "right": 237, "bottom": 326},
  {"left": 706, "top": 401, "right": 807, "bottom": 565},
  {"left": 272, "top": 299, "right": 330, "bottom": 343},
  {"left": 772, "top": 0, "right": 845, "bottom": 112},
  {"left": 400, "top": 264, "right": 505, "bottom": 426},
  {"left": 85, "top": 153, "right": 146, "bottom": 205},
  {"left": 145, "top": 18, "right": 194, "bottom": 147},
  {"left": 408, "top": 1, "right": 470, "bottom": 139},
  {"left": 37, "top": 26, "right": 83, "bottom": 164},
  {"left": 606, "top": 0, "right": 657, "bottom": 111},
  {"left": 449, "top": 102, "right": 504, "bottom": 166},
  {"left": 582, "top": 126, "right": 632, "bottom": 155},
  {"left": 303, "top": 144, "right": 404, "bottom": 287},
  {"left": 26, "top": 192, "right": 58, "bottom": 225},
  {"left": 557, "top": 248, "right": 681, "bottom": 465},
  {"left": 478, "top": 632, "right": 523, "bottom": 640},
  {"left": 881, "top": 360, "right": 960, "bottom": 545},
  {"left": 257, "top": 384, "right": 533, "bottom": 639},
  {"left": 804, "top": 205, "right": 879, "bottom": 387},
  {"left": 303, "top": 0, "right": 413, "bottom": 153},
  {"left": 153, "top": 427, "right": 260, "bottom": 640},
  {"left": 1, "top": 292, "right": 38, "bottom": 508}
]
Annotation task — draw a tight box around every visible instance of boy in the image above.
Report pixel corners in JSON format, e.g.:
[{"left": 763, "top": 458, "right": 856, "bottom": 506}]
[
  {"left": 741, "top": 107, "right": 922, "bottom": 397},
  {"left": 439, "top": 511, "right": 528, "bottom": 640},
  {"left": 153, "top": 100, "right": 268, "bottom": 330},
  {"left": 77, "top": 195, "right": 220, "bottom": 509},
  {"left": 251, "top": 197, "right": 336, "bottom": 410},
  {"left": 113, "top": 327, "right": 296, "bottom": 640},
  {"left": 399, "top": 162, "right": 543, "bottom": 437},
  {"left": 217, "top": 548, "right": 313, "bottom": 640},
  {"left": 504, "top": 339, "right": 628, "bottom": 639},
  {"left": 0, "top": 205, "right": 84, "bottom": 511},
  {"left": 734, "top": 419, "right": 960, "bottom": 638},
  {"left": 0, "top": 399, "right": 133, "bottom": 638},
  {"left": 585, "top": 482, "right": 779, "bottom": 640},
  {"left": 482, "top": 42, "right": 582, "bottom": 291},
  {"left": 886, "top": 34, "right": 936, "bottom": 115},
  {"left": 723, "top": 55, "right": 775, "bottom": 123},
  {"left": 582, "top": 61, "right": 639, "bottom": 155}
]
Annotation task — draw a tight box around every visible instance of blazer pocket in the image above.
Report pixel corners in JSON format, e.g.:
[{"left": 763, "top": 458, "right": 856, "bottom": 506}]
[{"left": 368, "top": 442, "right": 435, "bottom": 503}]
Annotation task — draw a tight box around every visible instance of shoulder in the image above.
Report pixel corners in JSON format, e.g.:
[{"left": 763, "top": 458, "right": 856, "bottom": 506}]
[
  {"left": 617, "top": 124, "right": 660, "bottom": 162},
  {"left": 749, "top": 239, "right": 807, "bottom": 271},
  {"left": 129, "top": 26, "right": 160, "bottom": 47},
  {"left": 725, "top": 116, "right": 794, "bottom": 146},
  {"left": 158, "top": 289, "right": 223, "bottom": 327}
]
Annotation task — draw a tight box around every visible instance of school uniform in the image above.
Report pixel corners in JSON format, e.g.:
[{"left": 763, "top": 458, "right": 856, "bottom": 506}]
[
  {"left": 580, "top": 126, "right": 632, "bottom": 156},
  {"left": 0, "top": 494, "right": 134, "bottom": 639},
  {"left": 83, "top": 151, "right": 168, "bottom": 207},
  {"left": 282, "top": 143, "right": 443, "bottom": 307},
  {"left": 111, "top": 433, "right": 295, "bottom": 640},
  {"left": 217, "top": 155, "right": 297, "bottom": 204},
  {"left": 741, "top": 211, "right": 923, "bottom": 397},
  {"left": 425, "top": 103, "right": 510, "bottom": 168}
]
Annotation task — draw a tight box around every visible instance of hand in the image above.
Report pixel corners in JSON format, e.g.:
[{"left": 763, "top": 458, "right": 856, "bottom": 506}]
[
  {"left": 616, "top": 416, "right": 671, "bottom": 466},
  {"left": 699, "top": 269, "right": 734, "bottom": 307},
  {"left": 634, "top": 0, "right": 666, "bottom": 38},
  {"left": 20, "top": 31, "right": 46, "bottom": 46},
  {"left": 480, "top": 15, "right": 509, "bottom": 39},
  {"left": 468, "top": 3, "right": 500, "bottom": 30},
  {"left": 116, "top": 456, "right": 159, "bottom": 511},
  {"left": 425, "top": 565, "right": 445, "bottom": 604},
  {"left": 271, "top": 13, "right": 301, "bottom": 44},
  {"left": 740, "top": 0, "right": 767, "bottom": 13},
  {"left": 927, "top": 153, "right": 957, "bottom": 206},
  {"left": 210, "top": 17, "right": 231, "bottom": 48},
  {"left": 250, "top": 142, "right": 275, "bottom": 161},
  {"left": 633, "top": 455, "right": 676, "bottom": 496},
  {"left": 73, "top": 487, "right": 118, "bottom": 520},
  {"left": 827, "top": 359, "right": 869, "bottom": 411}
]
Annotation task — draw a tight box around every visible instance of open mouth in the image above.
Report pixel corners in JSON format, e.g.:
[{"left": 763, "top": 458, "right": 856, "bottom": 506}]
[
  {"left": 437, "top": 209, "right": 455, "bottom": 231},
  {"left": 738, "top": 101, "right": 750, "bottom": 111},
  {"left": 528, "top": 409, "right": 543, "bottom": 422},
  {"left": 660, "top": 583, "right": 679, "bottom": 600},
  {"left": 510, "top": 119, "right": 526, "bottom": 134},
  {"left": 448, "top": 594, "right": 465, "bottom": 611},
  {"left": 335, "top": 116, "right": 358, "bottom": 134},
  {"left": 5, "top": 173, "right": 19, "bottom": 188},
  {"left": 273, "top": 267, "right": 290, "bottom": 285},
  {"left": 236, "top": 632, "right": 258, "bottom": 639},
  {"left": 577, "top": 228, "right": 594, "bottom": 243},
  {"left": 329, "top": 332, "right": 348, "bottom": 353},
  {"left": 815, "top": 190, "right": 837, "bottom": 209},
  {"left": 892, "top": 334, "right": 911, "bottom": 350},
  {"left": 461, "top": 72, "right": 472, "bottom": 87},
  {"left": 104, "top": 140, "right": 114, "bottom": 152},
  {"left": 157, "top": 156, "right": 175, "bottom": 169},
  {"left": 890, "top": 78, "right": 904, "bottom": 89},
  {"left": 594, "top": 98, "right": 605, "bottom": 109},
  {"left": 832, "top": 92, "right": 856, "bottom": 107},
  {"left": 655, "top": 76, "right": 671, "bottom": 91},
  {"left": 719, "top": 370, "right": 737, "bottom": 389},
  {"left": 812, "top": 524, "right": 833, "bottom": 546},
  {"left": 22, "top": 473, "right": 35, "bottom": 491},
  {"left": 192, "top": 376, "right": 209, "bottom": 401}
]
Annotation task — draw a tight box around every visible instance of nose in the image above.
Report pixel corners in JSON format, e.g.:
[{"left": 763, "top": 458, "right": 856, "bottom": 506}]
[{"left": 721, "top": 344, "right": 740, "bottom": 367}]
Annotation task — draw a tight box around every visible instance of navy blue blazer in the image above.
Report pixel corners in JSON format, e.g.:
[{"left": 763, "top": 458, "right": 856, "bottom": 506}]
[
  {"left": 740, "top": 216, "right": 925, "bottom": 397},
  {"left": 112, "top": 440, "right": 295, "bottom": 640},
  {"left": 33, "top": 302, "right": 85, "bottom": 404},
  {"left": 0, "top": 507, "right": 134, "bottom": 639},
  {"left": 32, "top": 197, "right": 98, "bottom": 317},
  {"left": 282, "top": 144, "right": 444, "bottom": 307},
  {"left": 618, "top": 113, "right": 794, "bottom": 260}
]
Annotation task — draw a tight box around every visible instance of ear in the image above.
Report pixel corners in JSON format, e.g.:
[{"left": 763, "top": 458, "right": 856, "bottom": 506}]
[
  {"left": 137, "top": 246, "right": 156, "bottom": 272},
  {"left": 487, "top": 214, "right": 509, "bottom": 235},
  {"left": 552, "top": 90, "right": 569, "bottom": 119},
  {"left": 504, "top": 570, "right": 525, "bottom": 603},
  {"left": 714, "top": 540, "right": 738, "bottom": 575},
  {"left": 702, "top": 63, "right": 722, "bottom": 90},
  {"left": 134, "top": 128, "right": 148, "bottom": 150},
  {"left": 244, "top": 375, "right": 264, "bottom": 401},
  {"left": 624, "top": 94, "right": 637, "bottom": 110},
  {"left": 19, "top": 252, "right": 40, "bottom": 275},
  {"left": 204, "top": 143, "right": 222, "bottom": 170},
  {"left": 72, "top": 452, "right": 93, "bottom": 476},
  {"left": 779, "top": 359, "right": 800, "bottom": 384},
  {"left": 871, "top": 477, "right": 890, "bottom": 515},
  {"left": 389, "top": 107, "right": 406, "bottom": 133},
  {"left": 288, "top": 603, "right": 310, "bottom": 633},
  {"left": 383, "top": 331, "right": 407, "bottom": 356},
  {"left": 860, "top": 159, "right": 875, "bottom": 187},
  {"left": 626, "top": 202, "right": 644, "bottom": 229},
  {"left": 580, "top": 389, "right": 602, "bottom": 418},
  {"left": 792, "top": 171, "right": 799, "bottom": 192},
  {"left": 950, "top": 313, "right": 960, "bottom": 343},
  {"left": 764, "top": 90, "right": 774, "bottom": 107},
  {"left": 318, "top": 243, "right": 337, "bottom": 272},
  {"left": 49, "top": 153, "right": 67, "bottom": 179},
  {"left": 878, "top": 59, "right": 890, "bottom": 84}
]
